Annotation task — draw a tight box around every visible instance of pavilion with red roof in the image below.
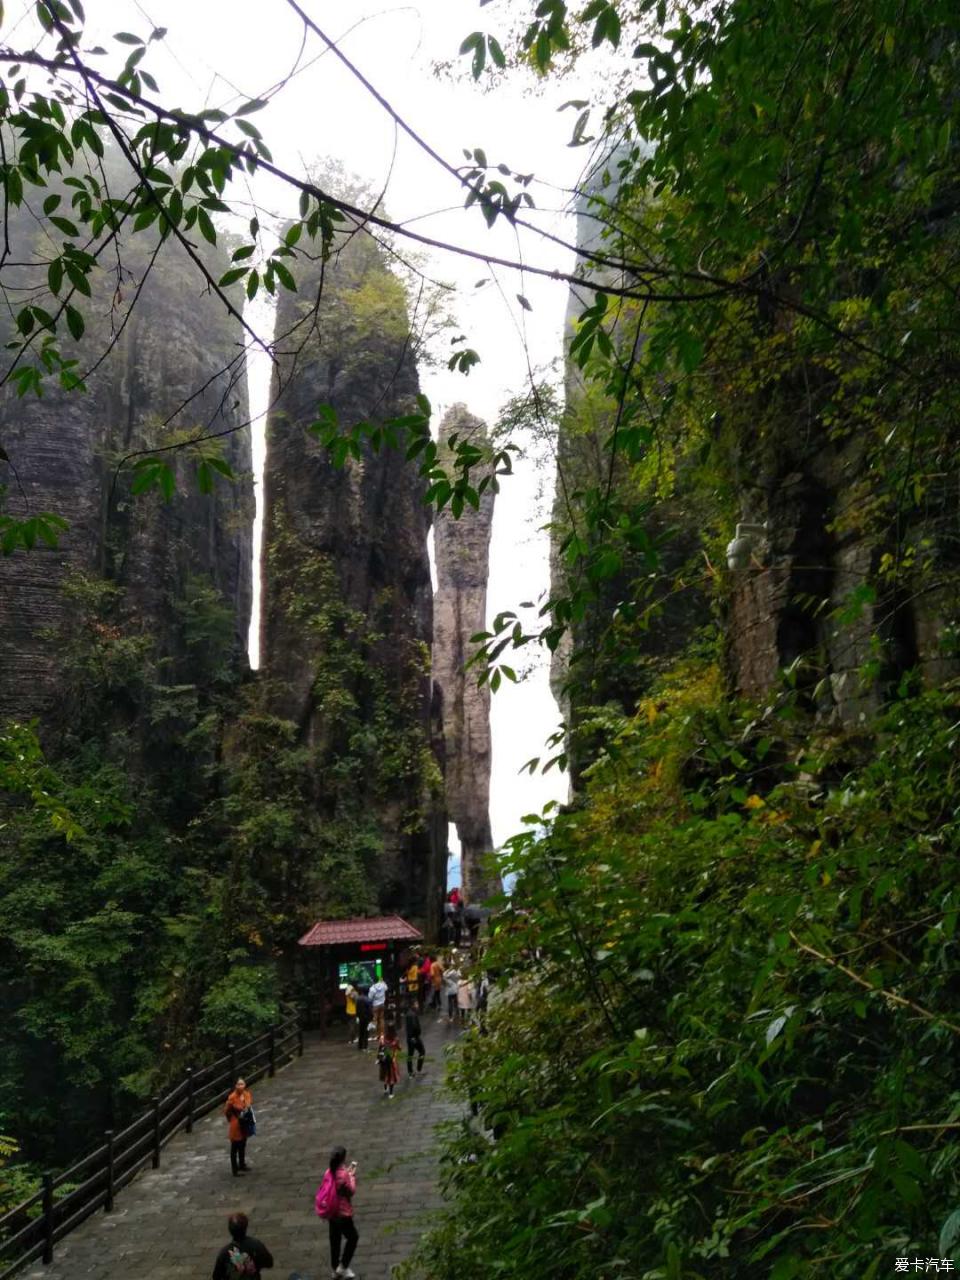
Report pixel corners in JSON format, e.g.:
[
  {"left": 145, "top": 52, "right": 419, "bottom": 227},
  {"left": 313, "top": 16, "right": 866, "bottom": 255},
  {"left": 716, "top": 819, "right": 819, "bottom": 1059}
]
[
  {"left": 298, "top": 915, "right": 424, "bottom": 1031},
  {"left": 298, "top": 914, "right": 423, "bottom": 948}
]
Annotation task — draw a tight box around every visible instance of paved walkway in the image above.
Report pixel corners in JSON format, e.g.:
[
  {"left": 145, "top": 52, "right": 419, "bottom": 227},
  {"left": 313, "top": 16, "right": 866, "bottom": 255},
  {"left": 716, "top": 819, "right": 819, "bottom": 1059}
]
[{"left": 24, "top": 1015, "right": 464, "bottom": 1280}]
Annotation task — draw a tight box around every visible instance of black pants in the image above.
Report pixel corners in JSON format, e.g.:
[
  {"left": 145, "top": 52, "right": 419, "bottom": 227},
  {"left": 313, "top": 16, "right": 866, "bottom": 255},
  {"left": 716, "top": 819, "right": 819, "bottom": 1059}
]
[
  {"left": 357, "top": 1015, "right": 368, "bottom": 1052},
  {"left": 230, "top": 1138, "right": 247, "bottom": 1174},
  {"left": 406, "top": 1035, "right": 425, "bottom": 1075},
  {"left": 329, "top": 1217, "right": 358, "bottom": 1269}
]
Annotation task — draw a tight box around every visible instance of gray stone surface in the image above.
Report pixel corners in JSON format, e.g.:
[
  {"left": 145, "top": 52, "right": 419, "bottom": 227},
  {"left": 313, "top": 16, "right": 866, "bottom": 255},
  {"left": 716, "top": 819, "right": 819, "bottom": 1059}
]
[
  {"left": 432, "top": 405, "right": 499, "bottom": 904},
  {"left": 259, "top": 224, "right": 443, "bottom": 924},
  {"left": 0, "top": 225, "right": 253, "bottom": 728},
  {"left": 23, "top": 1018, "right": 462, "bottom": 1280}
]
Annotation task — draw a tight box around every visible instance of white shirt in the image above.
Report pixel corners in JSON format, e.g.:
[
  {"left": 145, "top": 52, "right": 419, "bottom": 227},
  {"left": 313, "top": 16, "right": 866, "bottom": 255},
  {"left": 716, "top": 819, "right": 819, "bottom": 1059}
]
[{"left": 368, "top": 980, "right": 388, "bottom": 1008}]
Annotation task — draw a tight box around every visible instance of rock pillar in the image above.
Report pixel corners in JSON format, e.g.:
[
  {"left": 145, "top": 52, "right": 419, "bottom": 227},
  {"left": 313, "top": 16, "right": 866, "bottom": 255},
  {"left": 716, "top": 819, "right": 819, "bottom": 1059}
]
[{"left": 433, "top": 404, "right": 500, "bottom": 903}]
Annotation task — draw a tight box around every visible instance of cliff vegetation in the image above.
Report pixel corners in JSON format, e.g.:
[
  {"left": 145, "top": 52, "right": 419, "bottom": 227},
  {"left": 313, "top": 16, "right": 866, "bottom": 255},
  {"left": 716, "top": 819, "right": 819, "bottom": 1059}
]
[{"left": 407, "top": 2, "right": 960, "bottom": 1278}]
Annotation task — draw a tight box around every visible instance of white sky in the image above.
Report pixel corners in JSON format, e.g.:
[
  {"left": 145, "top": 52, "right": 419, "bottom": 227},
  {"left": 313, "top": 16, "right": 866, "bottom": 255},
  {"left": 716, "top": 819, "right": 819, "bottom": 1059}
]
[{"left": 7, "top": 0, "right": 592, "bottom": 846}]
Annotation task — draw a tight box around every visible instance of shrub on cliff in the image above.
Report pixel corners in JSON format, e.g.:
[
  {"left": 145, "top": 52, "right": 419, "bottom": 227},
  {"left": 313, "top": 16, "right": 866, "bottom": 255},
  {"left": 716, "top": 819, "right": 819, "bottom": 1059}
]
[{"left": 410, "top": 665, "right": 960, "bottom": 1279}]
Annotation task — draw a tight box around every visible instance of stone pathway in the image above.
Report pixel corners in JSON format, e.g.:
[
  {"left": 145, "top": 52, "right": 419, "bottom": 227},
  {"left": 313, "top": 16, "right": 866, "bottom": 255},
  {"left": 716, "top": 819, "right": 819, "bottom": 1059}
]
[{"left": 23, "top": 1015, "right": 464, "bottom": 1280}]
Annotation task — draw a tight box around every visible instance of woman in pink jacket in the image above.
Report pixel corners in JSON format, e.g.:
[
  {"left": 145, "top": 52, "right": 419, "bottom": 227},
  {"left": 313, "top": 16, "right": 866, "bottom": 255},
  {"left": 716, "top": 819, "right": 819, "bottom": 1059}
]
[{"left": 327, "top": 1145, "right": 359, "bottom": 1278}]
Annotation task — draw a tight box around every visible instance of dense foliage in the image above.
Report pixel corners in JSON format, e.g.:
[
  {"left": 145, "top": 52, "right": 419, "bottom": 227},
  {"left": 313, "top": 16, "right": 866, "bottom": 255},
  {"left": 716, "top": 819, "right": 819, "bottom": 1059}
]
[
  {"left": 0, "top": 574, "right": 266, "bottom": 1170},
  {"left": 2, "top": 2, "right": 960, "bottom": 1276},
  {"left": 406, "top": 1, "right": 960, "bottom": 1278},
  {"left": 0, "top": 516, "right": 437, "bottom": 1177},
  {"left": 412, "top": 667, "right": 960, "bottom": 1279}
]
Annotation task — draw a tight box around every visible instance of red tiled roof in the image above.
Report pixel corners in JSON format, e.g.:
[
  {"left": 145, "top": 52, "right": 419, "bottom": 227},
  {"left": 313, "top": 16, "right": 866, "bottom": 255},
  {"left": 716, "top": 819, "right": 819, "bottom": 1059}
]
[{"left": 298, "top": 915, "right": 423, "bottom": 947}]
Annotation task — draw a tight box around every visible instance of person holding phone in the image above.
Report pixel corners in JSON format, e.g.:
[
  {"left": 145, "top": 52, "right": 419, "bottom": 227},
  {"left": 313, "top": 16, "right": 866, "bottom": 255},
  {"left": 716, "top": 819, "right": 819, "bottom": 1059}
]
[{"left": 327, "top": 1145, "right": 359, "bottom": 1279}]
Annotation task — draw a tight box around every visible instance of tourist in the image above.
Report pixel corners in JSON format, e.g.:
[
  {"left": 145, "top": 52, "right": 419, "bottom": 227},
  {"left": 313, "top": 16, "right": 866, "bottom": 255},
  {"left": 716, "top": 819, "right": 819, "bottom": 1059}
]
[
  {"left": 368, "top": 972, "right": 388, "bottom": 1038},
  {"left": 457, "top": 972, "right": 475, "bottom": 1025},
  {"left": 443, "top": 958, "right": 461, "bottom": 1023},
  {"left": 355, "top": 987, "right": 372, "bottom": 1053},
  {"left": 447, "top": 887, "right": 465, "bottom": 944},
  {"left": 211, "top": 1212, "right": 274, "bottom": 1279},
  {"left": 223, "top": 1077, "right": 253, "bottom": 1176},
  {"left": 344, "top": 981, "right": 358, "bottom": 1045},
  {"left": 465, "top": 903, "right": 484, "bottom": 947},
  {"left": 404, "top": 954, "right": 420, "bottom": 1008},
  {"left": 404, "top": 1001, "right": 425, "bottom": 1078},
  {"left": 377, "top": 1021, "right": 401, "bottom": 1098},
  {"left": 323, "top": 1146, "right": 360, "bottom": 1280},
  {"left": 418, "top": 952, "right": 432, "bottom": 1012},
  {"left": 429, "top": 955, "right": 444, "bottom": 1013}
]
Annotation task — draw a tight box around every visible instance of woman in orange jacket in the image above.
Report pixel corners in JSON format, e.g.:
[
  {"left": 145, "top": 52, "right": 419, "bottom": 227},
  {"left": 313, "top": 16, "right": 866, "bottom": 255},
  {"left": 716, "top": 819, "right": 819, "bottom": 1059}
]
[{"left": 224, "top": 1077, "right": 253, "bottom": 1176}]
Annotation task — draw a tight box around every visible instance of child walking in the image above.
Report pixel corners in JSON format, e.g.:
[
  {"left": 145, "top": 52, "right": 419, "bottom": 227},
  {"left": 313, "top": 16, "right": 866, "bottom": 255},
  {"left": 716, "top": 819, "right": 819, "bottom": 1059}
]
[{"left": 377, "top": 1022, "right": 401, "bottom": 1098}]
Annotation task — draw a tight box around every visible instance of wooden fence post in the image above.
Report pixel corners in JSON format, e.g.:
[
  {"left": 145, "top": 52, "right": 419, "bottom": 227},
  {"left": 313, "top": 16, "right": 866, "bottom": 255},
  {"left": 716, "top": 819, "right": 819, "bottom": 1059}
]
[
  {"left": 41, "top": 1171, "right": 54, "bottom": 1265},
  {"left": 104, "top": 1131, "right": 114, "bottom": 1212},
  {"left": 186, "top": 1067, "right": 194, "bottom": 1134},
  {"left": 228, "top": 1042, "right": 236, "bottom": 1088},
  {"left": 151, "top": 1096, "right": 161, "bottom": 1169},
  {"left": 297, "top": 1015, "right": 304, "bottom": 1058},
  {"left": 268, "top": 1025, "right": 276, "bottom": 1078}
]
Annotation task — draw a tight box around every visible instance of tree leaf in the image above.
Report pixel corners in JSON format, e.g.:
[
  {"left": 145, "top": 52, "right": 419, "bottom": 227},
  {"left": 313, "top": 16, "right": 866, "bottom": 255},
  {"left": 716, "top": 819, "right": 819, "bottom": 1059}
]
[
  {"left": 196, "top": 207, "right": 216, "bottom": 245},
  {"left": 65, "top": 305, "right": 84, "bottom": 341}
]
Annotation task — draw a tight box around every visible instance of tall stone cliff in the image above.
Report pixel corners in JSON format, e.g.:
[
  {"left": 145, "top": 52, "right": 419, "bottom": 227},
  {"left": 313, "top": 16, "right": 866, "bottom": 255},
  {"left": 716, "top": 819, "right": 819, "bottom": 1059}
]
[
  {"left": 553, "top": 153, "right": 959, "bottom": 730},
  {"left": 725, "top": 413, "right": 960, "bottom": 724},
  {"left": 433, "top": 404, "right": 499, "bottom": 903},
  {"left": 0, "top": 224, "right": 253, "bottom": 729},
  {"left": 259, "top": 223, "right": 443, "bottom": 926},
  {"left": 551, "top": 155, "right": 708, "bottom": 769}
]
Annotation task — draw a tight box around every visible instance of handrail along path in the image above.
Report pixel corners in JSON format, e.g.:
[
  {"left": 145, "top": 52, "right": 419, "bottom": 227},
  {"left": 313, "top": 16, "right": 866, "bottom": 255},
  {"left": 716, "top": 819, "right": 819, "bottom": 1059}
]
[{"left": 0, "top": 1008, "right": 303, "bottom": 1280}]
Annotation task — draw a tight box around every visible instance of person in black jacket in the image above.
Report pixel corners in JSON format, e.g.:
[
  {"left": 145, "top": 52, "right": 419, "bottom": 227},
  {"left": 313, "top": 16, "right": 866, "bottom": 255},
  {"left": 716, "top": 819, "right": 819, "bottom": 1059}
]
[
  {"left": 355, "top": 987, "right": 373, "bottom": 1053},
  {"left": 211, "top": 1212, "right": 274, "bottom": 1279},
  {"left": 404, "top": 1002, "right": 425, "bottom": 1078}
]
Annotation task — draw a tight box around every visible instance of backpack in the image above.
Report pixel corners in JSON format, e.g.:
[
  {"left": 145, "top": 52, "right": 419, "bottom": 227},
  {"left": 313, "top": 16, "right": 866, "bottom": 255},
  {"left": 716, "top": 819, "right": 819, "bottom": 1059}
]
[
  {"left": 226, "top": 1244, "right": 258, "bottom": 1276},
  {"left": 315, "top": 1169, "right": 340, "bottom": 1220}
]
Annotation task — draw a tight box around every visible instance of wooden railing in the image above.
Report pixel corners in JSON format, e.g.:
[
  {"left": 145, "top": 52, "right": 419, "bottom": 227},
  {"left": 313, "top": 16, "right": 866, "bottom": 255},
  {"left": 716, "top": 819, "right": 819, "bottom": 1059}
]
[{"left": 0, "top": 1007, "right": 303, "bottom": 1280}]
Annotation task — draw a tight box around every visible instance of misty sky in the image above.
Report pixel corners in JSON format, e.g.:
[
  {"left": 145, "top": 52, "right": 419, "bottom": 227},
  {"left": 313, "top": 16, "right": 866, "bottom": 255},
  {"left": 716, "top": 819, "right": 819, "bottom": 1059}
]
[{"left": 6, "top": 0, "right": 602, "bottom": 849}]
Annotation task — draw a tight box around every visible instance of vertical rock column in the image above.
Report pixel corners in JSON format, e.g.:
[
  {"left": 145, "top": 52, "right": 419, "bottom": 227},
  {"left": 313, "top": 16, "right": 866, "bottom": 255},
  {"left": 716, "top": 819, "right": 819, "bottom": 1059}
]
[
  {"left": 433, "top": 404, "right": 500, "bottom": 903},
  {"left": 259, "top": 223, "right": 443, "bottom": 922}
]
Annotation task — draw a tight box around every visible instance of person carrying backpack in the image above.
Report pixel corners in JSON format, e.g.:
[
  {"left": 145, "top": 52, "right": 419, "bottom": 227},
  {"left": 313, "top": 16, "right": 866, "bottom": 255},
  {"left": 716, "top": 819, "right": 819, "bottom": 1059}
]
[
  {"left": 211, "top": 1212, "right": 274, "bottom": 1279},
  {"left": 315, "top": 1145, "right": 359, "bottom": 1279}
]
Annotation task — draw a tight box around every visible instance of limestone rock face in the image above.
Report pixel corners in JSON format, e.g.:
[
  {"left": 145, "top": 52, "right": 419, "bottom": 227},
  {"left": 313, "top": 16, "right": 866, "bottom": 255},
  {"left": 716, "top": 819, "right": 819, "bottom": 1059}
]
[
  {"left": 725, "top": 433, "right": 960, "bottom": 724},
  {"left": 260, "top": 226, "right": 442, "bottom": 922},
  {"left": 433, "top": 405, "right": 499, "bottom": 903},
  {"left": 0, "top": 237, "right": 253, "bottom": 728},
  {"left": 551, "top": 159, "right": 708, "bottom": 773}
]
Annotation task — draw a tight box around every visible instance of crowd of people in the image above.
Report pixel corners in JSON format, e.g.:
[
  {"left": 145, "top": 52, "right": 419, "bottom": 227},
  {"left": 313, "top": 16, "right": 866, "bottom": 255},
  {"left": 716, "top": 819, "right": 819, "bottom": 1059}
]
[
  {"left": 337, "top": 945, "right": 488, "bottom": 1105},
  {"left": 215, "top": 889, "right": 491, "bottom": 1277}
]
